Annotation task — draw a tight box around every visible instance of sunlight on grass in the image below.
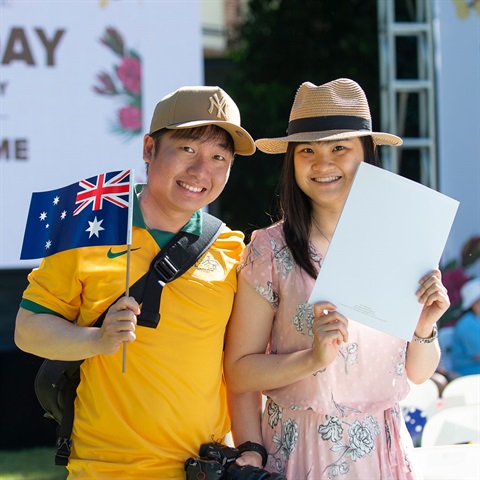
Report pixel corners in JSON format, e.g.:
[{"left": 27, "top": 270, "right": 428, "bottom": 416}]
[{"left": 0, "top": 447, "right": 67, "bottom": 480}]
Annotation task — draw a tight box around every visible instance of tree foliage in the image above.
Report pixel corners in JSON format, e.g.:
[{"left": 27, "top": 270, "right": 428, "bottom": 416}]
[{"left": 219, "top": 0, "right": 380, "bottom": 240}]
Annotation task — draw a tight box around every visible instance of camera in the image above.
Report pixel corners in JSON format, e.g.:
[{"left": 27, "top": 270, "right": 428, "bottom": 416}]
[{"left": 185, "top": 442, "right": 286, "bottom": 480}]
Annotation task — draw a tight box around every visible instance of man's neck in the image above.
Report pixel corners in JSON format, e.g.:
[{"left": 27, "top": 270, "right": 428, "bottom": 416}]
[{"left": 137, "top": 188, "right": 193, "bottom": 233}]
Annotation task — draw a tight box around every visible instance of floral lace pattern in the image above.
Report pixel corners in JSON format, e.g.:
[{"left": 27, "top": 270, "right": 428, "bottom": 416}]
[
  {"left": 266, "top": 401, "right": 298, "bottom": 476},
  {"left": 391, "top": 347, "right": 407, "bottom": 376},
  {"left": 266, "top": 397, "right": 389, "bottom": 479},
  {"left": 318, "top": 412, "right": 381, "bottom": 478},
  {"left": 339, "top": 343, "right": 359, "bottom": 374},
  {"left": 309, "top": 243, "right": 323, "bottom": 269},
  {"left": 293, "top": 302, "right": 315, "bottom": 337},
  {"left": 271, "top": 237, "right": 294, "bottom": 278},
  {"left": 266, "top": 398, "right": 385, "bottom": 479},
  {"left": 255, "top": 281, "right": 279, "bottom": 309}
]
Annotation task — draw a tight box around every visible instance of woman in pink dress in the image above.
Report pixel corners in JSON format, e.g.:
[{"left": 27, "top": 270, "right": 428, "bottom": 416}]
[{"left": 225, "top": 79, "right": 449, "bottom": 479}]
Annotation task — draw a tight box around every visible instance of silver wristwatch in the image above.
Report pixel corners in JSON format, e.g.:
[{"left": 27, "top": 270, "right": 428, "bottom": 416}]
[{"left": 412, "top": 325, "right": 438, "bottom": 344}]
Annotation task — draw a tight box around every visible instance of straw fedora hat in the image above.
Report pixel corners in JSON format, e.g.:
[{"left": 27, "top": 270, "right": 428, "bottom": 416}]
[{"left": 255, "top": 78, "right": 402, "bottom": 154}]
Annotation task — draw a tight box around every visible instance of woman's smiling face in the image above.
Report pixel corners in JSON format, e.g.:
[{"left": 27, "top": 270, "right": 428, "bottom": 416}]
[{"left": 293, "top": 137, "right": 364, "bottom": 210}]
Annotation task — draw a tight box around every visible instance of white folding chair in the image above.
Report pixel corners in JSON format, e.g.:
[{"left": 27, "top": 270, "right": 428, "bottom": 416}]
[
  {"left": 421, "top": 404, "right": 480, "bottom": 447},
  {"left": 441, "top": 374, "right": 480, "bottom": 409},
  {"left": 400, "top": 378, "right": 440, "bottom": 418},
  {"left": 413, "top": 444, "right": 480, "bottom": 480},
  {"left": 400, "top": 379, "right": 440, "bottom": 446}
]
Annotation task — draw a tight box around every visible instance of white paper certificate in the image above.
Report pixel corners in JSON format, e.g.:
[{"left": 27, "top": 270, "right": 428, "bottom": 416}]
[{"left": 308, "top": 162, "right": 459, "bottom": 341}]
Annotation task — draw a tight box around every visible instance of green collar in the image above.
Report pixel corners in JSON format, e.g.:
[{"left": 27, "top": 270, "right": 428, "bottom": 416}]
[{"left": 133, "top": 184, "right": 201, "bottom": 248}]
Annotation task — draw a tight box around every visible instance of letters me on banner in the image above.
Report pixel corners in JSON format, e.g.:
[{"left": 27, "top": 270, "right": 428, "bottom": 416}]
[{"left": 20, "top": 170, "right": 132, "bottom": 260}]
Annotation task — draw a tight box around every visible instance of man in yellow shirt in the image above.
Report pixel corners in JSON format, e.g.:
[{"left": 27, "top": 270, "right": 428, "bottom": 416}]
[{"left": 15, "top": 86, "right": 261, "bottom": 479}]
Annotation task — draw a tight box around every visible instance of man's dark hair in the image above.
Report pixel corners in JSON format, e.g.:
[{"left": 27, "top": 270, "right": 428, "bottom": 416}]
[{"left": 149, "top": 125, "right": 235, "bottom": 155}]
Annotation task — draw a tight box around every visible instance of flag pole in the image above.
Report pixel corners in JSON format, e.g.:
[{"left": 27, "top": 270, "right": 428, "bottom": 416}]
[
  {"left": 122, "top": 246, "right": 131, "bottom": 373},
  {"left": 122, "top": 170, "right": 134, "bottom": 374}
]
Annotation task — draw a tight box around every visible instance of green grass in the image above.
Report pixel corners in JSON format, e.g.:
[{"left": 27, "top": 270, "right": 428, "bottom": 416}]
[{"left": 0, "top": 448, "right": 67, "bottom": 480}]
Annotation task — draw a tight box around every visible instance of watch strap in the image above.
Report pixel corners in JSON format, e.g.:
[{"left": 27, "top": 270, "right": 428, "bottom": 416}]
[
  {"left": 412, "top": 325, "right": 438, "bottom": 344},
  {"left": 237, "top": 441, "right": 268, "bottom": 467}
]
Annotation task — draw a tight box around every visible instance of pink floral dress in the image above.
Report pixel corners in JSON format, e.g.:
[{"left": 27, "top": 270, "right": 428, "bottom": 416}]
[{"left": 239, "top": 223, "right": 420, "bottom": 480}]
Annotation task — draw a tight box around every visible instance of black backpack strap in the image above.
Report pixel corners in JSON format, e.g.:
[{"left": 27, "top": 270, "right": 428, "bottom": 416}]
[
  {"left": 54, "top": 365, "right": 80, "bottom": 465},
  {"left": 137, "top": 212, "right": 224, "bottom": 328}
]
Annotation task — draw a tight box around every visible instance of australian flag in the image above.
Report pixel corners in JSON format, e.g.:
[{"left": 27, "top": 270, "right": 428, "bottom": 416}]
[{"left": 20, "top": 170, "right": 132, "bottom": 260}]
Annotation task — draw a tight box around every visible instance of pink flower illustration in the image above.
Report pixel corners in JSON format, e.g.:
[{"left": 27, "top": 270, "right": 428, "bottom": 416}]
[
  {"left": 93, "top": 72, "right": 118, "bottom": 95},
  {"left": 93, "top": 27, "right": 142, "bottom": 138},
  {"left": 100, "top": 27, "right": 124, "bottom": 57},
  {"left": 119, "top": 106, "right": 142, "bottom": 131},
  {"left": 117, "top": 57, "right": 141, "bottom": 95}
]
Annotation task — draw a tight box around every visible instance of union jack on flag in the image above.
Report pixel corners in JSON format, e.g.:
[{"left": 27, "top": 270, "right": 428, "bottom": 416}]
[
  {"left": 74, "top": 170, "right": 130, "bottom": 215},
  {"left": 20, "top": 170, "right": 132, "bottom": 260}
]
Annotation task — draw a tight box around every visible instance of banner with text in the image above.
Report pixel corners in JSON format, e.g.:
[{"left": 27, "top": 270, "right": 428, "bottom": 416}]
[{"left": 0, "top": 0, "right": 203, "bottom": 268}]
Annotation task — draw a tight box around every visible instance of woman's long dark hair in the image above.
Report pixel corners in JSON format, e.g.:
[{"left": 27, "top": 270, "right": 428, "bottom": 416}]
[{"left": 278, "top": 136, "right": 381, "bottom": 279}]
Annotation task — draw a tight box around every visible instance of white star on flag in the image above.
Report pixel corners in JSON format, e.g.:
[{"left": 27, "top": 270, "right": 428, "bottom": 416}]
[{"left": 86, "top": 216, "right": 105, "bottom": 238}]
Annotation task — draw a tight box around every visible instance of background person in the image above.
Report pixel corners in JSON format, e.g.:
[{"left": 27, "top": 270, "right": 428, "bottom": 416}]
[
  {"left": 224, "top": 79, "right": 450, "bottom": 479},
  {"left": 15, "top": 86, "right": 262, "bottom": 479},
  {"left": 451, "top": 277, "right": 480, "bottom": 376}
]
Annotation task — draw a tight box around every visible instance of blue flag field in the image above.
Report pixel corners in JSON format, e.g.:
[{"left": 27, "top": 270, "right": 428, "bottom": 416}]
[{"left": 20, "top": 170, "right": 131, "bottom": 260}]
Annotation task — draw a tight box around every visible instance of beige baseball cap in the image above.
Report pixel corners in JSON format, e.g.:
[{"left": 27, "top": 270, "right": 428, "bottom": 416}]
[{"left": 149, "top": 86, "right": 255, "bottom": 156}]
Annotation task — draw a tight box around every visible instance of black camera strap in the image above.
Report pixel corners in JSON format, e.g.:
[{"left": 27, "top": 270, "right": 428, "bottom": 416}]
[{"left": 54, "top": 212, "right": 224, "bottom": 466}]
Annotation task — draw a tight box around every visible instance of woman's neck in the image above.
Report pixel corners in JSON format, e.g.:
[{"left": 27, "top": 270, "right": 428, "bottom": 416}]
[{"left": 310, "top": 207, "right": 339, "bottom": 240}]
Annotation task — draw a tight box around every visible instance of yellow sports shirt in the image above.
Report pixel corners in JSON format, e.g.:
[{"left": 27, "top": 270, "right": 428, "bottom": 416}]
[{"left": 20, "top": 193, "right": 244, "bottom": 479}]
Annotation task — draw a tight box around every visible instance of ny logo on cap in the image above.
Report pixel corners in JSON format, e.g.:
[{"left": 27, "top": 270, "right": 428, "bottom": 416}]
[{"left": 208, "top": 93, "right": 227, "bottom": 120}]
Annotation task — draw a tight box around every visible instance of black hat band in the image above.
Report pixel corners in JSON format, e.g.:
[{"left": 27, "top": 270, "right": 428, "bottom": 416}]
[{"left": 287, "top": 115, "right": 371, "bottom": 135}]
